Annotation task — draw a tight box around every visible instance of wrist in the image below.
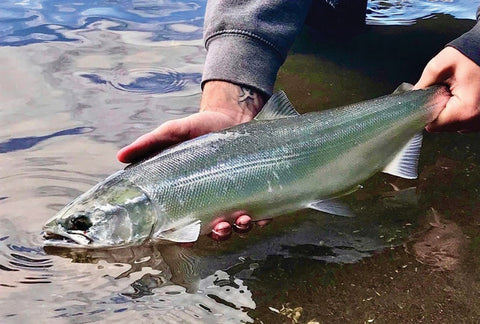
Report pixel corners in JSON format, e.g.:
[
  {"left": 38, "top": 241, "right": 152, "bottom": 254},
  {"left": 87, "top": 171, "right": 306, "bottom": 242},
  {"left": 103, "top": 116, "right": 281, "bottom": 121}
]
[{"left": 200, "top": 81, "right": 266, "bottom": 123}]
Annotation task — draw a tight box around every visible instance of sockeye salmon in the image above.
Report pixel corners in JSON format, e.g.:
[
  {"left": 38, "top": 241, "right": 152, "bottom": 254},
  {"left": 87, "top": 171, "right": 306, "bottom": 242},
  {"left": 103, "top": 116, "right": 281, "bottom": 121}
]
[{"left": 42, "top": 84, "right": 450, "bottom": 248}]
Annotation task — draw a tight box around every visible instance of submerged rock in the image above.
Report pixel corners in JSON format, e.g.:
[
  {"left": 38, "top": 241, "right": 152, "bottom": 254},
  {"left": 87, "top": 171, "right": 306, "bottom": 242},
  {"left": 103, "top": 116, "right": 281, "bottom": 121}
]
[{"left": 411, "top": 208, "right": 468, "bottom": 271}]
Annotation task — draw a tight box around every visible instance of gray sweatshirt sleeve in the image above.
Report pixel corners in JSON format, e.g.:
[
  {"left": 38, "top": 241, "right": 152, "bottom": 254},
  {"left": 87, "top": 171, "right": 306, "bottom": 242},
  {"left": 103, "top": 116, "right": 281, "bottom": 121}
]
[
  {"left": 448, "top": 8, "right": 480, "bottom": 66},
  {"left": 202, "top": 3, "right": 480, "bottom": 97},
  {"left": 202, "top": 0, "right": 312, "bottom": 96}
]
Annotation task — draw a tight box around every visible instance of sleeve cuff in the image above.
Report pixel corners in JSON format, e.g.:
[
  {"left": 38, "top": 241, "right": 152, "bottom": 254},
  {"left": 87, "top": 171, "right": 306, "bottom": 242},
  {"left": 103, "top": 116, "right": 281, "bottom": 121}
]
[{"left": 201, "top": 34, "right": 284, "bottom": 97}]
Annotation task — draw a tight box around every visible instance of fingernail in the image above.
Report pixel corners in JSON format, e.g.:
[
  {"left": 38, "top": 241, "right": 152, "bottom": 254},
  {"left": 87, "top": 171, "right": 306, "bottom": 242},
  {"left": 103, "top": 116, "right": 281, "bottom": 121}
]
[
  {"left": 210, "top": 222, "right": 232, "bottom": 241},
  {"left": 233, "top": 215, "right": 252, "bottom": 233}
]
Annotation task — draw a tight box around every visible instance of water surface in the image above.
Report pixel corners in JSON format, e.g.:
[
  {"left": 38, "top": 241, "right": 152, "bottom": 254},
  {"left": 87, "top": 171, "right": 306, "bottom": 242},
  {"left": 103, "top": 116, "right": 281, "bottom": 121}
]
[{"left": 1, "top": 1, "right": 480, "bottom": 323}]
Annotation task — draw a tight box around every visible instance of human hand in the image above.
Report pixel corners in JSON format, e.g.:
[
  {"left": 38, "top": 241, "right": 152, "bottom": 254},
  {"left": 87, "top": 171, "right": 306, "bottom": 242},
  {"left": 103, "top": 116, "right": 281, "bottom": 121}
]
[
  {"left": 117, "top": 80, "right": 267, "bottom": 241},
  {"left": 117, "top": 81, "right": 265, "bottom": 163},
  {"left": 414, "top": 47, "right": 480, "bottom": 132},
  {"left": 116, "top": 110, "right": 243, "bottom": 163}
]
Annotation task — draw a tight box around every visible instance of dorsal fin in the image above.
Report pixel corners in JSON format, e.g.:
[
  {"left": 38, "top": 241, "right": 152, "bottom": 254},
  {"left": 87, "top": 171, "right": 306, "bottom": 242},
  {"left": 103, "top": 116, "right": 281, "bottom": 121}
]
[
  {"left": 382, "top": 132, "right": 423, "bottom": 179},
  {"left": 392, "top": 82, "right": 414, "bottom": 94},
  {"left": 254, "top": 91, "right": 300, "bottom": 120}
]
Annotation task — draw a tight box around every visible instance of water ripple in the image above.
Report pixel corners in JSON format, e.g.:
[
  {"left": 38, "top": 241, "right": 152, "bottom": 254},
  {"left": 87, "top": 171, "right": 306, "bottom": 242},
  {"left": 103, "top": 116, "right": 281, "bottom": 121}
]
[
  {"left": 0, "top": 0, "right": 206, "bottom": 46},
  {"left": 0, "top": 0, "right": 477, "bottom": 47},
  {"left": 80, "top": 68, "right": 201, "bottom": 95},
  {"left": 0, "top": 222, "right": 52, "bottom": 287},
  {"left": 111, "top": 69, "right": 201, "bottom": 94}
]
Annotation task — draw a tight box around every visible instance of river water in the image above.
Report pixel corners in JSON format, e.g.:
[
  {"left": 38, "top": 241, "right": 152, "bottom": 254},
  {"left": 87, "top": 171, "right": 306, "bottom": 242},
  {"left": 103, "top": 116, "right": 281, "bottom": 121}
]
[{"left": 1, "top": 1, "right": 480, "bottom": 323}]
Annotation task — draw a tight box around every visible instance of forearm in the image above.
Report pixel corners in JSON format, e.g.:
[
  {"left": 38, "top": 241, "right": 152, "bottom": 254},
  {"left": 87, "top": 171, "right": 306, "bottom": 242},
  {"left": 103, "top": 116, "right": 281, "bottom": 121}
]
[{"left": 202, "top": 0, "right": 312, "bottom": 96}]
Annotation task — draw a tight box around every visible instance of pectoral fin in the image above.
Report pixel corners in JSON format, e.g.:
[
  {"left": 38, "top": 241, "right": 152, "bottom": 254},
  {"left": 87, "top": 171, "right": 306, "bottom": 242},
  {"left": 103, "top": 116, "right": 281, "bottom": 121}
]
[
  {"left": 307, "top": 198, "right": 354, "bottom": 217},
  {"left": 156, "top": 220, "right": 201, "bottom": 243},
  {"left": 382, "top": 133, "right": 423, "bottom": 179}
]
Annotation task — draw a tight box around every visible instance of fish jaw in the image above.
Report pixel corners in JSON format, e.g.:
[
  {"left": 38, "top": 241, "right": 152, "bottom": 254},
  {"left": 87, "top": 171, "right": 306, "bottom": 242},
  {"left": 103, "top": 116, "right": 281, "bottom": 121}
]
[{"left": 43, "top": 228, "right": 93, "bottom": 248}]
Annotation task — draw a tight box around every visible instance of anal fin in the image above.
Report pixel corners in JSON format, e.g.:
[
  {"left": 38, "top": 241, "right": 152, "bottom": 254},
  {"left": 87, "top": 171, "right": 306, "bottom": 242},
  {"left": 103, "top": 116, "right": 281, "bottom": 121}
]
[{"left": 382, "top": 133, "right": 423, "bottom": 179}]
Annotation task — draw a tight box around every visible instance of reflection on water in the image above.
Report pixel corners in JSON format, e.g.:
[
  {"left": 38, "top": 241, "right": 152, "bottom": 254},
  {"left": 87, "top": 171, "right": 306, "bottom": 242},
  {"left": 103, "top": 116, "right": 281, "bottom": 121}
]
[
  {"left": 0, "top": 127, "right": 94, "bottom": 153},
  {"left": 0, "top": 223, "right": 255, "bottom": 322},
  {"left": 1, "top": 0, "right": 480, "bottom": 323},
  {"left": 0, "top": 202, "right": 415, "bottom": 322},
  {"left": 366, "top": 0, "right": 477, "bottom": 25},
  {"left": 0, "top": 0, "right": 205, "bottom": 46}
]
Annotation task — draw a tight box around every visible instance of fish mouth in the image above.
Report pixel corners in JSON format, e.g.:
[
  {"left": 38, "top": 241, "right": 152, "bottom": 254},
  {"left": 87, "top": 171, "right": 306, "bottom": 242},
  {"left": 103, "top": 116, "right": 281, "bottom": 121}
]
[{"left": 42, "top": 230, "right": 93, "bottom": 247}]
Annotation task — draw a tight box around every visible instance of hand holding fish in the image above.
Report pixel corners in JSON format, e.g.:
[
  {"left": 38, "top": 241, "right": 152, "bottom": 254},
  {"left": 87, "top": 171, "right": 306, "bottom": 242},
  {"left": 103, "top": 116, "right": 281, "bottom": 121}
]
[
  {"left": 117, "top": 81, "right": 263, "bottom": 164},
  {"left": 117, "top": 111, "right": 240, "bottom": 164},
  {"left": 117, "top": 80, "right": 265, "bottom": 240},
  {"left": 415, "top": 47, "right": 480, "bottom": 132}
]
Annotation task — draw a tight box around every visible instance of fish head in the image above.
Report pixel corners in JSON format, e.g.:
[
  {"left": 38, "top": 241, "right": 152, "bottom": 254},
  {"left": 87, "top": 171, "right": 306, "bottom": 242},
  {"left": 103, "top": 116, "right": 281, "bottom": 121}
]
[{"left": 43, "top": 176, "right": 157, "bottom": 248}]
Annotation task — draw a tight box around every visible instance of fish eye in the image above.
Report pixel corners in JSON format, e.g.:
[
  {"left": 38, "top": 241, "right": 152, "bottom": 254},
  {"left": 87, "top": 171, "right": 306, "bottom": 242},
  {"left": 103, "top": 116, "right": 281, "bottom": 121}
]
[{"left": 69, "top": 215, "right": 92, "bottom": 231}]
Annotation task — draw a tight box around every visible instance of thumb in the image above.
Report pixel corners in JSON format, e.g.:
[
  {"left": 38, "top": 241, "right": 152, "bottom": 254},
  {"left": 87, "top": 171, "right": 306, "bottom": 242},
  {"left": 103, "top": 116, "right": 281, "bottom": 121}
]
[
  {"left": 413, "top": 48, "right": 458, "bottom": 90},
  {"left": 414, "top": 64, "right": 448, "bottom": 90}
]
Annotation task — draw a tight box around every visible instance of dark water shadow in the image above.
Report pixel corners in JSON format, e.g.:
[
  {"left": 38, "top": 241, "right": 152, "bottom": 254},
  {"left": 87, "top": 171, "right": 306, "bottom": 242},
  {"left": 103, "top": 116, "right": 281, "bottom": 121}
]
[
  {"left": 0, "top": 126, "right": 95, "bottom": 153},
  {"left": 279, "top": 14, "right": 476, "bottom": 110},
  {"left": 302, "top": 14, "right": 474, "bottom": 82}
]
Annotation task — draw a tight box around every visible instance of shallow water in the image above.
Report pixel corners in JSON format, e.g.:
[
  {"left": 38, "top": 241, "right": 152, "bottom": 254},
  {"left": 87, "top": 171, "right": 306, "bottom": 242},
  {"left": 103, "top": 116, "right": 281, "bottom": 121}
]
[{"left": 1, "top": 1, "right": 480, "bottom": 323}]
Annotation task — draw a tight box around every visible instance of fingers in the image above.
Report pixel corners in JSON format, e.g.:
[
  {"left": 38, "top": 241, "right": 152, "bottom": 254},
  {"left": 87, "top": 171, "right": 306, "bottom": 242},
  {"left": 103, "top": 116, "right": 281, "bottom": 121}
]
[
  {"left": 178, "top": 209, "right": 270, "bottom": 244},
  {"left": 413, "top": 47, "right": 480, "bottom": 133},
  {"left": 116, "top": 132, "right": 173, "bottom": 164},
  {"left": 210, "top": 221, "right": 232, "bottom": 241},
  {"left": 117, "top": 118, "right": 190, "bottom": 163},
  {"left": 208, "top": 215, "right": 273, "bottom": 241},
  {"left": 425, "top": 95, "right": 465, "bottom": 132},
  {"left": 233, "top": 215, "right": 253, "bottom": 233},
  {"left": 117, "top": 111, "right": 242, "bottom": 164},
  {"left": 426, "top": 97, "right": 480, "bottom": 132}
]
